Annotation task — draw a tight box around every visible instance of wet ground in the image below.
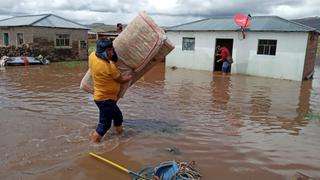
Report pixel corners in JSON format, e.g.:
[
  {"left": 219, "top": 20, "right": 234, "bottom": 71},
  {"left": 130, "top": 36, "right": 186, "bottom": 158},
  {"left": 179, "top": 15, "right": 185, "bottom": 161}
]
[{"left": 0, "top": 62, "right": 319, "bottom": 180}]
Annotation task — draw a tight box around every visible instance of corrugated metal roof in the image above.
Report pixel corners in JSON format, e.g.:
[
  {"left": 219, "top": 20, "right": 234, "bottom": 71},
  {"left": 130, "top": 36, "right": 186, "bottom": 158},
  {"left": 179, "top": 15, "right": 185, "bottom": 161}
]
[
  {"left": 166, "top": 16, "right": 317, "bottom": 32},
  {"left": 293, "top": 17, "right": 320, "bottom": 31},
  {"left": 88, "top": 31, "right": 97, "bottom": 34},
  {"left": 0, "top": 14, "right": 89, "bottom": 29},
  {"left": 0, "top": 14, "right": 48, "bottom": 26}
]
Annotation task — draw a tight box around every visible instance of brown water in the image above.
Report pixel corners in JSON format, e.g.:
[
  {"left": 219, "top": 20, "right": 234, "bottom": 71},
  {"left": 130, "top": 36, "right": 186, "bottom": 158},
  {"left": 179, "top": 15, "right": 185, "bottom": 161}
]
[{"left": 0, "top": 62, "right": 320, "bottom": 180}]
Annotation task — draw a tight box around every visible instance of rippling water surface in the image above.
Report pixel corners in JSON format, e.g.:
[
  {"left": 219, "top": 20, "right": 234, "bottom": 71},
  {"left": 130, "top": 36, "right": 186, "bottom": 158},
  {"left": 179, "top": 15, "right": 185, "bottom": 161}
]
[{"left": 0, "top": 62, "right": 319, "bottom": 180}]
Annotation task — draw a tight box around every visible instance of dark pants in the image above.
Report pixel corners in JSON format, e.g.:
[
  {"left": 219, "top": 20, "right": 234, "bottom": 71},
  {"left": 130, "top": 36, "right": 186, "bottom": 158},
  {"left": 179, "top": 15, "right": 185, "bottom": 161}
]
[
  {"left": 94, "top": 100, "right": 123, "bottom": 137},
  {"left": 222, "top": 61, "right": 231, "bottom": 73}
]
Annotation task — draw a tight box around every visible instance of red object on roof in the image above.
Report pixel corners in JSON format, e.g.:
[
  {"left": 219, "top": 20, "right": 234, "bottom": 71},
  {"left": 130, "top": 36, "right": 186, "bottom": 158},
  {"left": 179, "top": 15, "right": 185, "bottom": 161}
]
[{"left": 234, "top": 14, "right": 251, "bottom": 27}]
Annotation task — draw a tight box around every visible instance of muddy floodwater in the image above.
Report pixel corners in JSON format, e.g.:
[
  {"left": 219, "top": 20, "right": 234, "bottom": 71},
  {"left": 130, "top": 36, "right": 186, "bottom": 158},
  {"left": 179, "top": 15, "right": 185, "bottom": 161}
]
[{"left": 0, "top": 62, "right": 320, "bottom": 180}]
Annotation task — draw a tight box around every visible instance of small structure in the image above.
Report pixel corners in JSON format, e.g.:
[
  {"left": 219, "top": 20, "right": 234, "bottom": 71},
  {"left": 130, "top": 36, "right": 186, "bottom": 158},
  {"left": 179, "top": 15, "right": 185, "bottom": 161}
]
[
  {"left": 88, "top": 31, "right": 97, "bottom": 44},
  {"left": 97, "top": 23, "right": 124, "bottom": 40},
  {"left": 165, "top": 16, "right": 319, "bottom": 81},
  {"left": 97, "top": 31, "right": 119, "bottom": 41},
  {"left": 293, "top": 17, "right": 320, "bottom": 32},
  {"left": 293, "top": 17, "right": 320, "bottom": 57},
  {"left": 89, "top": 23, "right": 124, "bottom": 42},
  {"left": 0, "top": 14, "right": 89, "bottom": 61}
]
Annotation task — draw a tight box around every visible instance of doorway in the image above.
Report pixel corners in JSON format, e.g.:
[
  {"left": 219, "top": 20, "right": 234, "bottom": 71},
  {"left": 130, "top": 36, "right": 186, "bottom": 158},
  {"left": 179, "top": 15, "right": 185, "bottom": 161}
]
[
  {"left": 214, "top": 39, "right": 233, "bottom": 71},
  {"left": 4, "top": 33, "right": 9, "bottom": 46}
]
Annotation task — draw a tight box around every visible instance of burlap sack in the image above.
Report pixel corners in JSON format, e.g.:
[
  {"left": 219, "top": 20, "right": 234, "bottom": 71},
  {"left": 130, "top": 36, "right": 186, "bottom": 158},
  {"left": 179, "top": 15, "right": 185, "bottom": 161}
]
[
  {"left": 113, "top": 12, "right": 166, "bottom": 73},
  {"left": 79, "top": 69, "right": 93, "bottom": 94},
  {"left": 114, "top": 12, "right": 174, "bottom": 98},
  {"left": 80, "top": 12, "right": 174, "bottom": 98}
]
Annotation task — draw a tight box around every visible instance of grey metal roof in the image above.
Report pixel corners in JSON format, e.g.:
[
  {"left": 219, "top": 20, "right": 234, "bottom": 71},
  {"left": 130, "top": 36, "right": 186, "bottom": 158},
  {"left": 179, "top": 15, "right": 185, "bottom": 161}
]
[
  {"left": 88, "top": 31, "right": 97, "bottom": 34},
  {"left": 0, "top": 14, "right": 89, "bottom": 29},
  {"left": 292, "top": 17, "right": 320, "bottom": 31},
  {"left": 166, "top": 16, "right": 317, "bottom": 32}
]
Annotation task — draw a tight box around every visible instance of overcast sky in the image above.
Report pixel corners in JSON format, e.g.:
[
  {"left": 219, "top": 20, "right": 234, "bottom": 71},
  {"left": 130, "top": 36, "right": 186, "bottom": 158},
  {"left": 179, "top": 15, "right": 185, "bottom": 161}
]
[{"left": 0, "top": 0, "right": 319, "bottom": 26}]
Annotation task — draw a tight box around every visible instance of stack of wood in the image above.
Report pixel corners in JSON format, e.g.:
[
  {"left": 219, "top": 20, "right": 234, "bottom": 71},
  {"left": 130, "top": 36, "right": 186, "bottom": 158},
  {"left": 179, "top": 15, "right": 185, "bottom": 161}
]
[{"left": 0, "top": 44, "right": 34, "bottom": 57}]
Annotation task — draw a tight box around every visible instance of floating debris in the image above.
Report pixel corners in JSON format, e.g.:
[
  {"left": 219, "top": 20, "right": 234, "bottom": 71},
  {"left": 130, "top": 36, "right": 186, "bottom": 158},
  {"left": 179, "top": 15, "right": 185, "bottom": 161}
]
[
  {"left": 171, "top": 66, "right": 177, "bottom": 70},
  {"left": 292, "top": 171, "right": 316, "bottom": 180},
  {"left": 134, "top": 160, "right": 201, "bottom": 180},
  {"left": 90, "top": 152, "right": 201, "bottom": 180},
  {"left": 165, "top": 147, "right": 181, "bottom": 155}
]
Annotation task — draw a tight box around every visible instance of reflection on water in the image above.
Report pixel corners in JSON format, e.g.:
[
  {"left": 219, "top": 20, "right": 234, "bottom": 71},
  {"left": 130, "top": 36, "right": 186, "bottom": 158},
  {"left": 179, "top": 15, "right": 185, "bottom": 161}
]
[{"left": 0, "top": 63, "right": 319, "bottom": 179}]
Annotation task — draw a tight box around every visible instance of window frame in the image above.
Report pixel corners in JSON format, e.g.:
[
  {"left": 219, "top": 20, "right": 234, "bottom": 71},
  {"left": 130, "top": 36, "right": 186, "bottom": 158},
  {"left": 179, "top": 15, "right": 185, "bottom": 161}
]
[
  {"left": 55, "top": 34, "right": 71, "bottom": 48},
  {"left": 79, "top": 40, "right": 87, "bottom": 49},
  {"left": 182, "top": 37, "right": 195, "bottom": 51},
  {"left": 257, "top": 39, "right": 277, "bottom": 56},
  {"left": 16, "top": 33, "right": 24, "bottom": 46}
]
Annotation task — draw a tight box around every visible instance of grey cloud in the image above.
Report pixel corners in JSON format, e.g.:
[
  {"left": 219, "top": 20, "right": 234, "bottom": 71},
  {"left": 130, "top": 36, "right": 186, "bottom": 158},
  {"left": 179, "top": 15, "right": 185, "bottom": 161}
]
[
  {"left": 152, "top": 0, "right": 304, "bottom": 18},
  {"left": 44, "top": 0, "right": 147, "bottom": 13},
  {"left": 0, "top": 0, "right": 148, "bottom": 15},
  {"left": 0, "top": 0, "right": 318, "bottom": 26}
]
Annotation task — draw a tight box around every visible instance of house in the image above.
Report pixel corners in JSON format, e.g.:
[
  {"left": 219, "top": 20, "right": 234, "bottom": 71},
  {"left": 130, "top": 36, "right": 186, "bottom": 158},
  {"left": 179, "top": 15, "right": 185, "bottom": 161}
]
[
  {"left": 0, "top": 14, "right": 89, "bottom": 61},
  {"left": 165, "top": 16, "right": 319, "bottom": 81},
  {"left": 293, "top": 17, "right": 320, "bottom": 57}
]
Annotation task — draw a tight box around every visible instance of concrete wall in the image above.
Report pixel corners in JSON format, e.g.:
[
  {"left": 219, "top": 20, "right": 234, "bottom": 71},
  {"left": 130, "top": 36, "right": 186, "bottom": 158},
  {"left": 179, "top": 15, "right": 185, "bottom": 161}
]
[
  {"left": 166, "top": 31, "right": 309, "bottom": 81},
  {"left": 0, "top": 26, "right": 88, "bottom": 61}
]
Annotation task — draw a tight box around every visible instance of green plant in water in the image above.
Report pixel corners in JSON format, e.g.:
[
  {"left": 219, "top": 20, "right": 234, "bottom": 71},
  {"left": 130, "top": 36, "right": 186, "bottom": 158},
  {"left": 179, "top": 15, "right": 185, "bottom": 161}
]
[
  {"left": 302, "top": 112, "right": 320, "bottom": 120},
  {"left": 59, "top": 61, "right": 87, "bottom": 68}
]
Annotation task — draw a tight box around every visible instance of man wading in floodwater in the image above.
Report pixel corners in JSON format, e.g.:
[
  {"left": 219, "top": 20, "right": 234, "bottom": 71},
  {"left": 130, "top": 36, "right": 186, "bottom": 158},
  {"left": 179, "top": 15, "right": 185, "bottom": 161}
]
[{"left": 89, "top": 39, "right": 132, "bottom": 143}]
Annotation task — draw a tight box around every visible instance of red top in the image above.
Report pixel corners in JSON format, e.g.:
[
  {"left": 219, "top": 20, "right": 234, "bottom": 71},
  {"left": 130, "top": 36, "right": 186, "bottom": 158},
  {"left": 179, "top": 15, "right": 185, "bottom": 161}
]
[{"left": 220, "top": 47, "right": 230, "bottom": 60}]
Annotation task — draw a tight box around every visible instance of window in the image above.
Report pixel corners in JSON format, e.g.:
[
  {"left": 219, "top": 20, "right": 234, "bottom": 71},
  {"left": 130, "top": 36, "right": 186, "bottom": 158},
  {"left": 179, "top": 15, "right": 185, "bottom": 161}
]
[
  {"left": 182, "top": 37, "right": 195, "bottom": 51},
  {"left": 257, "top": 39, "right": 277, "bottom": 55},
  {"left": 3, "top": 33, "right": 9, "bottom": 46},
  {"left": 17, "top": 33, "right": 24, "bottom": 45},
  {"left": 55, "top": 34, "right": 70, "bottom": 47},
  {"left": 80, "top": 40, "right": 87, "bottom": 48}
]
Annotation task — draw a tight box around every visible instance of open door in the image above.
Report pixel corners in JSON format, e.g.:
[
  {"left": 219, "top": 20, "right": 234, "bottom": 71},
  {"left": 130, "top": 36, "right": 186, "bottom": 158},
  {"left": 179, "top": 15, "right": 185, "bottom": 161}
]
[{"left": 214, "top": 39, "right": 233, "bottom": 71}]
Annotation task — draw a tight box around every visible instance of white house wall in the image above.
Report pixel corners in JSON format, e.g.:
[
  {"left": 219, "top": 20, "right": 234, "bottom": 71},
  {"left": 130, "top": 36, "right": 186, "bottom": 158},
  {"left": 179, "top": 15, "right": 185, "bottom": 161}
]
[{"left": 166, "top": 31, "right": 309, "bottom": 81}]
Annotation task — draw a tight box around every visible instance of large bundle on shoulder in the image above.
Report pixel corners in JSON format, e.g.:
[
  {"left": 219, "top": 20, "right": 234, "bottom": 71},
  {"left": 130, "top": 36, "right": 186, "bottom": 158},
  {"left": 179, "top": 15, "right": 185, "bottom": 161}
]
[
  {"left": 114, "top": 12, "right": 174, "bottom": 97},
  {"left": 80, "top": 11, "right": 174, "bottom": 98}
]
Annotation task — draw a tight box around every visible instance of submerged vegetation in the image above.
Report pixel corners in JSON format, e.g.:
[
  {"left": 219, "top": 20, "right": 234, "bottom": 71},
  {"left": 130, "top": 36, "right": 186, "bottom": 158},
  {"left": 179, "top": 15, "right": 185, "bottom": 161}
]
[
  {"left": 58, "top": 60, "right": 87, "bottom": 68},
  {"left": 302, "top": 112, "right": 320, "bottom": 120}
]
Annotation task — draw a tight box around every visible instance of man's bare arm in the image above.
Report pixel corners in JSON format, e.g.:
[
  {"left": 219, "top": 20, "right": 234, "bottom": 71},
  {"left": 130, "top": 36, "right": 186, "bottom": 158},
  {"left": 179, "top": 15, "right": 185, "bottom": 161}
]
[{"left": 114, "top": 74, "right": 133, "bottom": 83}]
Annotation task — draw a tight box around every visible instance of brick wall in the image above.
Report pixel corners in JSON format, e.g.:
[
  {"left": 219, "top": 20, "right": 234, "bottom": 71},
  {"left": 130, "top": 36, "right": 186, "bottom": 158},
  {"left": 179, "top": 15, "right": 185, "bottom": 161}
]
[
  {"left": 317, "top": 37, "right": 320, "bottom": 56},
  {"left": 0, "top": 26, "right": 34, "bottom": 46},
  {"left": 303, "top": 32, "right": 319, "bottom": 79},
  {"left": 32, "top": 27, "right": 88, "bottom": 61}
]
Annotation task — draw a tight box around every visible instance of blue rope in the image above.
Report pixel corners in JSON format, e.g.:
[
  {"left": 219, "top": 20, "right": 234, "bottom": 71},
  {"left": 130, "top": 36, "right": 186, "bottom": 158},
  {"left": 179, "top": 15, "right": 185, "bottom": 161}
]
[{"left": 133, "top": 165, "right": 156, "bottom": 180}]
